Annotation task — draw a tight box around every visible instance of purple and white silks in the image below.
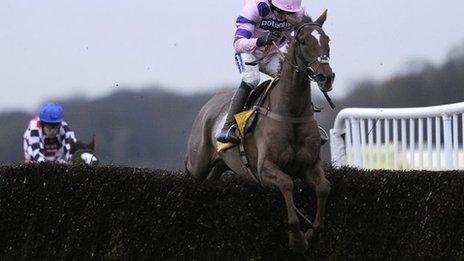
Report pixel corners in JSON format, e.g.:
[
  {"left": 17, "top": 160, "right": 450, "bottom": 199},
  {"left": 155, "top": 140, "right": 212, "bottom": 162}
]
[
  {"left": 233, "top": 0, "right": 306, "bottom": 87},
  {"left": 233, "top": 0, "right": 306, "bottom": 54}
]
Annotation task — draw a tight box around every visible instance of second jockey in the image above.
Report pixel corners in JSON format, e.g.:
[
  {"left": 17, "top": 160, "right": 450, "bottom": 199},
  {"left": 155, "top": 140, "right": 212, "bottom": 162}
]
[
  {"left": 23, "top": 102, "right": 77, "bottom": 163},
  {"left": 216, "top": 0, "right": 308, "bottom": 143}
]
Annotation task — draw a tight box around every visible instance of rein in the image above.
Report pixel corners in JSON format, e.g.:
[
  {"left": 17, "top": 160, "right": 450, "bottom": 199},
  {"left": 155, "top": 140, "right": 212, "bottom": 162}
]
[{"left": 244, "top": 45, "right": 272, "bottom": 66}]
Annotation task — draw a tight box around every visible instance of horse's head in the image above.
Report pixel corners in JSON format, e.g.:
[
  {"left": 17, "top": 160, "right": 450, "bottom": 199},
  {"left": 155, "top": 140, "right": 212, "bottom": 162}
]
[
  {"left": 288, "top": 10, "right": 335, "bottom": 92},
  {"left": 70, "top": 137, "right": 99, "bottom": 165}
]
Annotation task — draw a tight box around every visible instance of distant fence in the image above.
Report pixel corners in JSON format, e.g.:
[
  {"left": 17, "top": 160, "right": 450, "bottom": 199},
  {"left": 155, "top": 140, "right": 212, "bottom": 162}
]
[{"left": 330, "top": 102, "right": 464, "bottom": 170}]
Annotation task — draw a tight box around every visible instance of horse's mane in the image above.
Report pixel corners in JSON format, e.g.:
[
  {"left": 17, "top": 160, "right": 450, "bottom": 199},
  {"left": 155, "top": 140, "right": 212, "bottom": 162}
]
[{"left": 303, "top": 15, "right": 313, "bottom": 23}]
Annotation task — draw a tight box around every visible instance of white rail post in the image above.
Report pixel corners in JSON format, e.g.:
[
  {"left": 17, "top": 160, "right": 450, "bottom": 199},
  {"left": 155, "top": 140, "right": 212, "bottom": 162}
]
[
  {"left": 462, "top": 114, "right": 464, "bottom": 169},
  {"left": 393, "top": 119, "right": 399, "bottom": 169},
  {"left": 368, "top": 119, "right": 374, "bottom": 168},
  {"left": 330, "top": 127, "right": 347, "bottom": 167},
  {"left": 351, "top": 118, "right": 363, "bottom": 168},
  {"left": 452, "top": 114, "right": 458, "bottom": 169},
  {"left": 376, "top": 120, "right": 382, "bottom": 169},
  {"left": 427, "top": 117, "right": 433, "bottom": 169},
  {"left": 345, "top": 119, "right": 352, "bottom": 165},
  {"left": 435, "top": 117, "right": 441, "bottom": 170},
  {"left": 384, "top": 119, "right": 390, "bottom": 169},
  {"left": 401, "top": 119, "right": 407, "bottom": 169},
  {"left": 360, "top": 119, "right": 367, "bottom": 167},
  {"left": 442, "top": 114, "right": 454, "bottom": 170},
  {"left": 410, "top": 119, "right": 415, "bottom": 169},
  {"left": 418, "top": 118, "right": 424, "bottom": 169}
]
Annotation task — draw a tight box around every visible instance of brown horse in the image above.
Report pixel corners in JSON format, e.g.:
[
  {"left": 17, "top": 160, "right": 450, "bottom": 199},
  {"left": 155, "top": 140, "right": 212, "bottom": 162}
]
[{"left": 186, "top": 11, "right": 334, "bottom": 253}]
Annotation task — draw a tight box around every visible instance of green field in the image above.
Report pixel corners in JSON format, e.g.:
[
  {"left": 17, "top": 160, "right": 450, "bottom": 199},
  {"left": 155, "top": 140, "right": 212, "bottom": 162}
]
[{"left": 346, "top": 144, "right": 464, "bottom": 170}]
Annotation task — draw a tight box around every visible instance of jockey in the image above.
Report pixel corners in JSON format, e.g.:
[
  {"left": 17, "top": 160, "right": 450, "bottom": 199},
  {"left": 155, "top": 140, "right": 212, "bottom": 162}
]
[
  {"left": 216, "top": 0, "right": 308, "bottom": 143},
  {"left": 23, "top": 102, "right": 77, "bottom": 163}
]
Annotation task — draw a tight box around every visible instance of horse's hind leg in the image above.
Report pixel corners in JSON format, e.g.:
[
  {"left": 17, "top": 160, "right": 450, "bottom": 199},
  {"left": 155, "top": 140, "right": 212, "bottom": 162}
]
[
  {"left": 185, "top": 150, "right": 214, "bottom": 180},
  {"left": 207, "top": 160, "right": 229, "bottom": 180},
  {"left": 185, "top": 131, "right": 217, "bottom": 180},
  {"left": 303, "top": 159, "right": 331, "bottom": 244}
]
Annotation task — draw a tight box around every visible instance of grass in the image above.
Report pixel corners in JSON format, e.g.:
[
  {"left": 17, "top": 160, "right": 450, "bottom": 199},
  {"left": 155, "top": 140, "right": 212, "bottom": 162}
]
[{"left": 346, "top": 143, "right": 464, "bottom": 170}]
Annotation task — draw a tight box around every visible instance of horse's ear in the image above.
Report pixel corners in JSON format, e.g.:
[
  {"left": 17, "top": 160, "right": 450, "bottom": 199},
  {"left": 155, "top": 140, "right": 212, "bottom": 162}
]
[
  {"left": 315, "top": 10, "right": 328, "bottom": 26},
  {"left": 89, "top": 135, "right": 96, "bottom": 151}
]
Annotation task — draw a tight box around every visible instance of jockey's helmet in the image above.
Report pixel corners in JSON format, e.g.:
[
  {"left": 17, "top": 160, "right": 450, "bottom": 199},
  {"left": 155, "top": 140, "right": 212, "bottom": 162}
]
[
  {"left": 270, "top": 0, "right": 302, "bottom": 13},
  {"left": 39, "top": 102, "right": 64, "bottom": 125}
]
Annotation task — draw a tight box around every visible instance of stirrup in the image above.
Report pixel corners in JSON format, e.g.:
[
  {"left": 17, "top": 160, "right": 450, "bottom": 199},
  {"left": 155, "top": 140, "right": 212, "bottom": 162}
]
[
  {"left": 224, "top": 123, "right": 240, "bottom": 143},
  {"left": 217, "top": 123, "right": 240, "bottom": 143}
]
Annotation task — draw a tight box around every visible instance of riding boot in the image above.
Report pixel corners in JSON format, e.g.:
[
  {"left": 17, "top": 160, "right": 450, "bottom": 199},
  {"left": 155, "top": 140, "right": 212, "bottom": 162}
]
[{"left": 216, "top": 81, "right": 252, "bottom": 143}]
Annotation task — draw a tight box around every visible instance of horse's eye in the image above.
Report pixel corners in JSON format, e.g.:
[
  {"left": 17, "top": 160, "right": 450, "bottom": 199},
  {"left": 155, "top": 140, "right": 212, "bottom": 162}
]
[{"left": 299, "top": 38, "right": 307, "bottom": 45}]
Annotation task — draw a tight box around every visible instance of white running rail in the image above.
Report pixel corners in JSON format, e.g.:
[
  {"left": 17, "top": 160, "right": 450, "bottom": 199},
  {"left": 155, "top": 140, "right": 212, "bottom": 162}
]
[{"left": 330, "top": 102, "right": 464, "bottom": 170}]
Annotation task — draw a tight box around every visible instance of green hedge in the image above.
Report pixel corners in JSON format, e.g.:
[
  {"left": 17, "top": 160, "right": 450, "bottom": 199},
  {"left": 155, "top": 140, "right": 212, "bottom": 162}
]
[{"left": 0, "top": 163, "right": 463, "bottom": 260}]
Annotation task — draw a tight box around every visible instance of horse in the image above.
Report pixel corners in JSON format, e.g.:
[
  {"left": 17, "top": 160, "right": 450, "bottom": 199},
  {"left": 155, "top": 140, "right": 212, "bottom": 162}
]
[
  {"left": 185, "top": 11, "right": 334, "bottom": 253},
  {"left": 69, "top": 137, "right": 99, "bottom": 165}
]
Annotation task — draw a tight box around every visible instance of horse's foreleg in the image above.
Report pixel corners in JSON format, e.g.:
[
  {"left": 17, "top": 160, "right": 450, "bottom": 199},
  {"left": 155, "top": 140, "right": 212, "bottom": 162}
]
[
  {"left": 261, "top": 161, "right": 308, "bottom": 253},
  {"left": 303, "top": 159, "right": 331, "bottom": 242}
]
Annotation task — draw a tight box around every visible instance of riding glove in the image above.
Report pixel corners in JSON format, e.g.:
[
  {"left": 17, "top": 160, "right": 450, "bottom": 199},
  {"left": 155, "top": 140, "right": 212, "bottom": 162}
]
[{"left": 256, "top": 31, "right": 282, "bottom": 47}]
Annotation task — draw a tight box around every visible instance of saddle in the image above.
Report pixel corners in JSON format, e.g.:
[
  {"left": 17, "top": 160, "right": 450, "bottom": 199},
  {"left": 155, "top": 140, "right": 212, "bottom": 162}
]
[
  {"left": 217, "top": 77, "right": 328, "bottom": 153},
  {"left": 239, "top": 77, "right": 324, "bottom": 135},
  {"left": 217, "top": 78, "right": 279, "bottom": 152}
]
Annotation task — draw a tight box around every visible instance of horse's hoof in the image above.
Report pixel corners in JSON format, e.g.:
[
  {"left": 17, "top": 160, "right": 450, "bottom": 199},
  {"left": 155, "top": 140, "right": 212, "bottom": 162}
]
[{"left": 289, "top": 230, "right": 308, "bottom": 254}]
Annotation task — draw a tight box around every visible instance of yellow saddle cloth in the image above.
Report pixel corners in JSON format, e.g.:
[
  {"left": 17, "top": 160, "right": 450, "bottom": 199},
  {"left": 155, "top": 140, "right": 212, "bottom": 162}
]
[
  {"left": 216, "top": 109, "right": 255, "bottom": 152},
  {"left": 216, "top": 78, "right": 279, "bottom": 153}
]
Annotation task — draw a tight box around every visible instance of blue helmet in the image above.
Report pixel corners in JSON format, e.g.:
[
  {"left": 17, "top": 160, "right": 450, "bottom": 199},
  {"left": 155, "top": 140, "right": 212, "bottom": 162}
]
[{"left": 39, "top": 102, "right": 64, "bottom": 125}]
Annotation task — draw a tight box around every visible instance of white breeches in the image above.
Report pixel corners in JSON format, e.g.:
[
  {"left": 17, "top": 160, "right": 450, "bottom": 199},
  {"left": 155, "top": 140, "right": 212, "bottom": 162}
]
[{"left": 235, "top": 49, "right": 282, "bottom": 88}]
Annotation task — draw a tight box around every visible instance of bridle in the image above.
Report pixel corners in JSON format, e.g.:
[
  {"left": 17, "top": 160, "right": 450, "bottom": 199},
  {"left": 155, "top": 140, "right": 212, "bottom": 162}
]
[
  {"left": 293, "top": 23, "right": 332, "bottom": 82},
  {"left": 243, "top": 22, "right": 335, "bottom": 108},
  {"left": 72, "top": 149, "right": 98, "bottom": 164},
  {"left": 273, "top": 22, "right": 336, "bottom": 108}
]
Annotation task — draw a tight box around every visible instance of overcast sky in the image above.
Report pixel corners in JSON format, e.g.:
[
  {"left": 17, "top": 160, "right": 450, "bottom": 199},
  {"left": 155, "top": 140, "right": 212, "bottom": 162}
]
[{"left": 1, "top": 0, "right": 463, "bottom": 112}]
